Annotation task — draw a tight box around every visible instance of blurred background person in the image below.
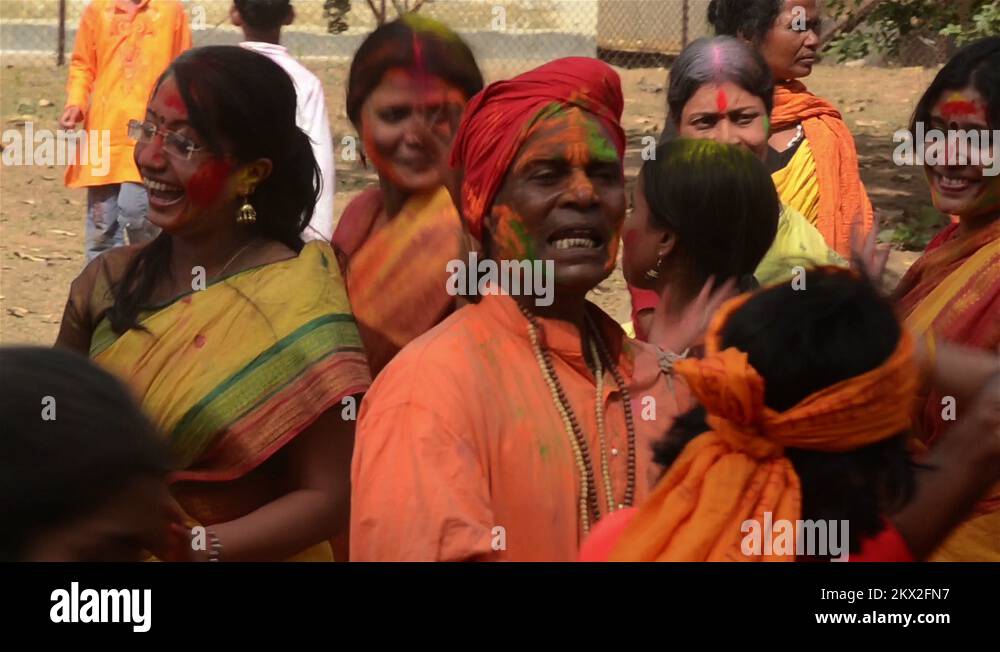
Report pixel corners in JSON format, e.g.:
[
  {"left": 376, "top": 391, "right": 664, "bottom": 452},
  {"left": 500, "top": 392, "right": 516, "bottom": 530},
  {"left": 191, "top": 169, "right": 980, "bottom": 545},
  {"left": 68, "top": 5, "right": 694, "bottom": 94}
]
[
  {"left": 60, "top": 0, "right": 191, "bottom": 261},
  {"left": 1, "top": 346, "right": 172, "bottom": 562},
  {"left": 232, "top": 0, "right": 336, "bottom": 241}
]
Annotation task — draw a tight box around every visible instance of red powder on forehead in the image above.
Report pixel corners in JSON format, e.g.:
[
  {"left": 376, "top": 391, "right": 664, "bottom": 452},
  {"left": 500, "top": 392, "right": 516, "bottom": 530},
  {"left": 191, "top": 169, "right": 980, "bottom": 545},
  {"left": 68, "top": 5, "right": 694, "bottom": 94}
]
[
  {"left": 941, "top": 100, "right": 983, "bottom": 120},
  {"left": 716, "top": 88, "right": 728, "bottom": 114},
  {"left": 163, "top": 92, "right": 186, "bottom": 113},
  {"left": 411, "top": 32, "right": 427, "bottom": 81},
  {"left": 187, "top": 158, "right": 233, "bottom": 206}
]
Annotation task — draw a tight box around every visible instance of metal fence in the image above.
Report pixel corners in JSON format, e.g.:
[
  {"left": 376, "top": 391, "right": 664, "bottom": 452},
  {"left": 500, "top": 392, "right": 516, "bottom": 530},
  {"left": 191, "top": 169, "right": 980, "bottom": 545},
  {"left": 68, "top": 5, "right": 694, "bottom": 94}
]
[
  {"left": 0, "top": 0, "right": 961, "bottom": 71},
  {"left": 1, "top": 0, "right": 700, "bottom": 71}
]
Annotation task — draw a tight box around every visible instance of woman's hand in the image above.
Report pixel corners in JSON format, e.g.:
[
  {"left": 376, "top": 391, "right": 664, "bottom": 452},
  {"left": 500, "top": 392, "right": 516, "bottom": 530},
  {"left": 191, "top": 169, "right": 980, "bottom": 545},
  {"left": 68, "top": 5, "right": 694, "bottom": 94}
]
[
  {"left": 647, "top": 276, "right": 738, "bottom": 356},
  {"left": 850, "top": 212, "right": 891, "bottom": 289},
  {"left": 150, "top": 499, "right": 210, "bottom": 562}
]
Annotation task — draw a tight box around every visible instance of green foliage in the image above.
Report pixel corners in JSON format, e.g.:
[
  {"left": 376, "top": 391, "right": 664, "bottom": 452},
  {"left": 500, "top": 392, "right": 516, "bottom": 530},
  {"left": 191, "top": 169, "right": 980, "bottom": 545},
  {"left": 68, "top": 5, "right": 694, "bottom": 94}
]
[
  {"left": 824, "top": 0, "right": 999, "bottom": 62},
  {"left": 879, "top": 205, "right": 951, "bottom": 250},
  {"left": 940, "top": 0, "right": 1000, "bottom": 44}
]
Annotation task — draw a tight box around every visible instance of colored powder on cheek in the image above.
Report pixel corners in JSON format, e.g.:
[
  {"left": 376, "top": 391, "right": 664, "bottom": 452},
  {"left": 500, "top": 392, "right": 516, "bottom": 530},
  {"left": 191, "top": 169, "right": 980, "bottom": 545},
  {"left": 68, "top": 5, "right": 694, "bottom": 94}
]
[
  {"left": 764, "top": 115, "right": 770, "bottom": 135},
  {"left": 623, "top": 229, "right": 638, "bottom": 255},
  {"left": 187, "top": 159, "right": 233, "bottom": 206},
  {"left": 605, "top": 231, "right": 621, "bottom": 273},
  {"left": 493, "top": 205, "right": 535, "bottom": 260},
  {"left": 716, "top": 88, "right": 728, "bottom": 114},
  {"left": 361, "top": 119, "right": 401, "bottom": 184},
  {"left": 509, "top": 220, "right": 536, "bottom": 261}
]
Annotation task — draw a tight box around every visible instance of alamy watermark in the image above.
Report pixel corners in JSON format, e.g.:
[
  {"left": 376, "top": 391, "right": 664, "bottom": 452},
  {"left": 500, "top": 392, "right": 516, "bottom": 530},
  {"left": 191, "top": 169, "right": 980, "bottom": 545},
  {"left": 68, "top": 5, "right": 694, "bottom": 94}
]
[
  {"left": 446, "top": 251, "right": 555, "bottom": 307},
  {"left": 741, "top": 512, "right": 849, "bottom": 561},
  {"left": 893, "top": 123, "right": 1000, "bottom": 176},
  {"left": 2, "top": 124, "right": 111, "bottom": 176}
]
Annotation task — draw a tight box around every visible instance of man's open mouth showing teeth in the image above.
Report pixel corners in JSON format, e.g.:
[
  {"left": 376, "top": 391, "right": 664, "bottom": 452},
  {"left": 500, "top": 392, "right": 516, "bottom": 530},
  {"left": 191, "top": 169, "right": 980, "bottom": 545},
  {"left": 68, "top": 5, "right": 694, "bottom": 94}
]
[
  {"left": 548, "top": 228, "right": 604, "bottom": 251},
  {"left": 553, "top": 237, "right": 598, "bottom": 250},
  {"left": 145, "top": 178, "right": 185, "bottom": 202}
]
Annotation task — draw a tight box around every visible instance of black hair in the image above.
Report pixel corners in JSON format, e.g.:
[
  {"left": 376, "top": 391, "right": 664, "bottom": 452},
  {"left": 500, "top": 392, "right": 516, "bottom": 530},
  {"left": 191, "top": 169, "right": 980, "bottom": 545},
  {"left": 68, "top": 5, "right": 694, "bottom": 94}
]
[
  {"left": 108, "top": 45, "right": 319, "bottom": 334},
  {"left": 666, "top": 36, "right": 775, "bottom": 127},
  {"left": 0, "top": 346, "right": 169, "bottom": 561},
  {"left": 640, "top": 139, "right": 779, "bottom": 297},
  {"left": 653, "top": 268, "right": 916, "bottom": 555},
  {"left": 234, "top": 0, "right": 291, "bottom": 30},
  {"left": 346, "top": 15, "right": 484, "bottom": 128},
  {"left": 708, "top": 0, "right": 784, "bottom": 44},
  {"left": 911, "top": 37, "right": 1000, "bottom": 134}
]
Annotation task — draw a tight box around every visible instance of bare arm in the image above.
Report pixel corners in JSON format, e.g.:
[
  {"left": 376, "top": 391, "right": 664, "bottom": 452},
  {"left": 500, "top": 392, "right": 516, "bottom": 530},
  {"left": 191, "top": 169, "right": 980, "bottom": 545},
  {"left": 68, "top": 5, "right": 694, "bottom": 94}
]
[
  {"left": 916, "top": 336, "right": 1000, "bottom": 404},
  {"left": 201, "top": 403, "right": 356, "bottom": 561}
]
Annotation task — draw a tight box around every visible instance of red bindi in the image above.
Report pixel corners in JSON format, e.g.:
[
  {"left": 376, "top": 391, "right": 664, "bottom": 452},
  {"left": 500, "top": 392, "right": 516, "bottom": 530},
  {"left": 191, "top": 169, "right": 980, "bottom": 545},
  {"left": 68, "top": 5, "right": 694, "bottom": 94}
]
[
  {"left": 716, "top": 88, "right": 728, "bottom": 114},
  {"left": 162, "top": 89, "right": 187, "bottom": 114}
]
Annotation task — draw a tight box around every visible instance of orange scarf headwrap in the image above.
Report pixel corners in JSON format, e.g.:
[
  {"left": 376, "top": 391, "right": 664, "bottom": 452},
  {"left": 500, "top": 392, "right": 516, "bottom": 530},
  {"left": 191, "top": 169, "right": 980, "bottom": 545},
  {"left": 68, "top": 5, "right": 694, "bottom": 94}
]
[
  {"left": 609, "top": 290, "right": 917, "bottom": 561},
  {"left": 772, "top": 80, "right": 874, "bottom": 257}
]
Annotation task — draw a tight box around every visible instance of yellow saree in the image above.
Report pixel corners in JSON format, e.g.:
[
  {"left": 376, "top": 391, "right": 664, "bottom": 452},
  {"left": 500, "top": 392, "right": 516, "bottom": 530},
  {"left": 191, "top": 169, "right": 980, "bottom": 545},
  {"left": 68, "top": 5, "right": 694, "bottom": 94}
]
[
  {"left": 772, "top": 140, "right": 821, "bottom": 228},
  {"left": 92, "top": 241, "right": 372, "bottom": 560},
  {"left": 755, "top": 203, "right": 846, "bottom": 286}
]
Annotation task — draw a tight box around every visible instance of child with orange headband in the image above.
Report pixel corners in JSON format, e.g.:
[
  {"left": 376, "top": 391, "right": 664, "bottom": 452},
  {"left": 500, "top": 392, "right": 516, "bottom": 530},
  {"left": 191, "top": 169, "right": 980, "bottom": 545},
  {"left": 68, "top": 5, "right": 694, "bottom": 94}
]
[{"left": 581, "top": 267, "right": 1000, "bottom": 561}]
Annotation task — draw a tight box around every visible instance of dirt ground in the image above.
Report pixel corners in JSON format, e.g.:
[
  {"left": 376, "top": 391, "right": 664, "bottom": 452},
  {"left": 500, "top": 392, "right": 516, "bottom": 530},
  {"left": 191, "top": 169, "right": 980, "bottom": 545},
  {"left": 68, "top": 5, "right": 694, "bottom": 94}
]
[{"left": 0, "top": 60, "right": 939, "bottom": 344}]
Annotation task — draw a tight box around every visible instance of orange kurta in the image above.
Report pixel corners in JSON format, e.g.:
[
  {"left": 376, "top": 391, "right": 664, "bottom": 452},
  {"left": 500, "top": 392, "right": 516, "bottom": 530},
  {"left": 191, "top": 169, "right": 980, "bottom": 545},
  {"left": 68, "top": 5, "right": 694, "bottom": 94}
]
[
  {"left": 350, "top": 293, "right": 689, "bottom": 561},
  {"left": 64, "top": 0, "right": 191, "bottom": 188}
]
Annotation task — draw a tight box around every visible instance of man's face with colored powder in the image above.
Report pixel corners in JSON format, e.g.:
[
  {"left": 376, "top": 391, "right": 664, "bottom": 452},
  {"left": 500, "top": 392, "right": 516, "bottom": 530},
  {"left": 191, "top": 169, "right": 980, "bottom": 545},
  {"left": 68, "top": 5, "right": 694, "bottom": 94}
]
[
  {"left": 925, "top": 85, "right": 1000, "bottom": 221},
  {"left": 487, "top": 105, "right": 626, "bottom": 297}
]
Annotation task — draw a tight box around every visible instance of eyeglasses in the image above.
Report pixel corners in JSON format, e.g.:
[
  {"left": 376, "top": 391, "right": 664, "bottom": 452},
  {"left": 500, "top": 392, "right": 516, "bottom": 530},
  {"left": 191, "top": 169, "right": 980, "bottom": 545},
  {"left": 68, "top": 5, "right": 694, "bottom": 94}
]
[{"left": 127, "top": 119, "right": 204, "bottom": 160}]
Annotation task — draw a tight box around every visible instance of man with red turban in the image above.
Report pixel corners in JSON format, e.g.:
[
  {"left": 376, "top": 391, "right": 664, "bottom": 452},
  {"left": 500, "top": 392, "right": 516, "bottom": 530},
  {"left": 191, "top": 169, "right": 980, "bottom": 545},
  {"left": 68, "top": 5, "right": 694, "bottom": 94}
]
[{"left": 350, "top": 58, "right": 689, "bottom": 561}]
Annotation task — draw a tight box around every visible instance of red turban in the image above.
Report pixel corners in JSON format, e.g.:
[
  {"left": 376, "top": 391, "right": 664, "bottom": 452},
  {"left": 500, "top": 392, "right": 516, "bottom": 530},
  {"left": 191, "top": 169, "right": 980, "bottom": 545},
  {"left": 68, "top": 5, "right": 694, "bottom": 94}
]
[{"left": 449, "top": 57, "right": 626, "bottom": 241}]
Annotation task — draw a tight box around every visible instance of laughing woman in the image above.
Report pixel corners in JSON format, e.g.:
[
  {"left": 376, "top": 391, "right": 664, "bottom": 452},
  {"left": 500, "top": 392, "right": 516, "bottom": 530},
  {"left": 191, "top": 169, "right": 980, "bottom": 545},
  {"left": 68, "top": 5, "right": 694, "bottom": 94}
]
[
  {"left": 56, "top": 46, "right": 371, "bottom": 561},
  {"left": 709, "top": 0, "right": 873, "bottom": 256}
]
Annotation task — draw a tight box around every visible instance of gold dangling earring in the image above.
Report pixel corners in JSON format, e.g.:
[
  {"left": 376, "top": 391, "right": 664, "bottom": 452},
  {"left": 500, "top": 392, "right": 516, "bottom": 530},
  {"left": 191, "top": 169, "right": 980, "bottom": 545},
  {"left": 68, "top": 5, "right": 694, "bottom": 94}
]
[
  {"left": 645, "top": 255, "right": 663, "bottom": 281},
  {"left": 236, "top": 193, "right": 257, "bottom": 225}
]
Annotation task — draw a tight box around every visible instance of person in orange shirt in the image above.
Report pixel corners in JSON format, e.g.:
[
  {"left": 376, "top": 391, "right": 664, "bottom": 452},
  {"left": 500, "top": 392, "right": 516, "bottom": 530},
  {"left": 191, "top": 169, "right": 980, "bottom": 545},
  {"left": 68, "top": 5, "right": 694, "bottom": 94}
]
[
  {"left": 348, "top": 60, "right": 770, "bottom": 561},
  {"left": 60, "top": 0, "right": 191, "bottom": 261}
]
